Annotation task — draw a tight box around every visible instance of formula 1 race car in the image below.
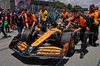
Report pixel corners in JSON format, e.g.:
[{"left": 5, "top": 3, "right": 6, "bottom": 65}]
[{"left": 9, "top": 20, "right": 79, "bottom": 59}]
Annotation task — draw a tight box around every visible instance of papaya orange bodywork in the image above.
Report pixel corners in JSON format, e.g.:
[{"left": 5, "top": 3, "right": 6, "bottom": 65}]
[
  {"left": 37, "top": 51, "right": 61, "bottom": 55},
  {"left": 18, "top": 42, "right": 27, "bottom": 51},
  {"left": 37, "top": 46, "right": 62, "bottom": 55},
  {"left": 31, "top": 28, "right": 61, "bottom": 47},
  {"left": 39, "top": 46, "right": 62, "bottom": 50},
  {"left": 63, "top": 43, "right": 69, "bottom": 55}
]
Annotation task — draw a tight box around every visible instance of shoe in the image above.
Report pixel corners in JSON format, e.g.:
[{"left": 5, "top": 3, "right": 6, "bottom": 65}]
[
  {"left": 80, "top": 52, "right": 84, "bottom": 59},
  {"left": 3, "top": 35, "right": 7, "bottom": 38},
  {"left": 93, "top": 43, "right": 97, "bottom": 47},
  {"left": 88, "top": 41, "right": 93, "bottom": 46}
]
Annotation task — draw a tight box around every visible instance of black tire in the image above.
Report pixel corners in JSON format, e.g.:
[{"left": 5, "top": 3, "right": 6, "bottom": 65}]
[
  {"left": 21, "top": 29, "right": 31, "bottom": 44},
  {"left": 60, "top": 32, "right": 71, "bottom": 47},
  {"left": 60, "top": 32, "right": 72, "bottom": 56},
  {"left": 60, "top": 32, "right": 75, "bottom": 56},
  {"left": 31, "top": 30, "right": 38, "bottom": 41}
]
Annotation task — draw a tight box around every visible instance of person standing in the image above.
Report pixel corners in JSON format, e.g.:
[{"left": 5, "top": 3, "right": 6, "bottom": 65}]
[
  {"left": 48, "top": 12, "right": 52, "bottom": 24},
  {"left": 40, "top": 5, "right": 48, "bottom": 32},
  {"left": 61, "top": 8, "right": 69, "bottom": 25},
  {"left": 0, "top": 10, "right": 7, "bottom": 38},
  {"left": 47, "top": 12, "right": 53, "bottom": 28},
  {"left": 7, "top": 10, "right": 10, "bottom": 32},
  {"left": 52, "top": 10, "right": 58, "bottom": 27},
  {"left": 15, "top": 7, "right": 25, "bottom": 42},
  {"left": 57, "top": 11, "right": 61, "bottom": 19},
  {"left": 87, "top": 4, "right": 100, "bottom": 46},
  {"left": 10, "top": 11, "right": 16, "bottom": 30},
  {"left": 3, "top": 10, "right": 9, "bottom": 32}
]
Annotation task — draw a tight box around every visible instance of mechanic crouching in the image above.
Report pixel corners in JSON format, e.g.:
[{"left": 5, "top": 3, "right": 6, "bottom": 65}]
[
  {"left": 25, "top": 11, "right": 36, "bottom": 29},
  {"left": 66, "top": 8, "right": 90, "bottom": 59}
]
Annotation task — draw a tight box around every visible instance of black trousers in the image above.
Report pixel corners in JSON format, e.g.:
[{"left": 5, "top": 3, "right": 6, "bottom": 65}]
[
  {"left": 5, "top": 24, "right": 10, "bottom": 32},
  {"left": 5, "top": 19, "right": 10, "bottom": 32},
  {"left": 0, "top": 27, "right": 7, "bottom": 37},
  {"left": 17, "top": 25, "right": 23, "bottom": 41},
  {"left": 80, "top": 28, "right": 89, "bottom": 52},
  {"left": 89, "top": 24, "right": 99, "bottom": 44}
]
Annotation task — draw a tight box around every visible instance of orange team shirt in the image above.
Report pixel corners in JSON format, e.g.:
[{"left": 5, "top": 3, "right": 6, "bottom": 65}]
[
  {"left": 25, "top": 14, "right": 36, "bottom": 25},
  {"left": 70, "top": 16, "right": 89, "bottom": 30},
  {"left": 87, "top": 11, "right": 100, "bottom": 20},
  {"left": 61, "top": 12, "right": 69, "bottom": 19}
]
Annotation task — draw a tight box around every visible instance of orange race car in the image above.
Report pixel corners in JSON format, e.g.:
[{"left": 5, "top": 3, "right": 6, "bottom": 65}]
[{"left": 9, "top": 20, "right": 79, "bottom": 59}]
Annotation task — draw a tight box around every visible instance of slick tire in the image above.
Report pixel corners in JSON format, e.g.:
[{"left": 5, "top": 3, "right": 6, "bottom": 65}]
[
  {"left": 21, "top": 29, "right": 31, "bottom": 44},
  {"left": 60, "top": 32, "right": 71, "bottom": 48}
]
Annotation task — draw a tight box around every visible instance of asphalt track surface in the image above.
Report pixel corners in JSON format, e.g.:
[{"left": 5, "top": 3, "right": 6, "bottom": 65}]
[{"left": 0, "top": 26, "right": 100, "bottom": 66}]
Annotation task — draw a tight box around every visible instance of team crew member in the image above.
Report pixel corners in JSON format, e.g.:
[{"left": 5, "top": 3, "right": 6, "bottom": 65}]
[
  {"left": 25, "top": 11, "right": 36, "bottom": 28},
  {"left": 2, "top": 10, "right": 9, "bottom": 32},
  {"left": 95, "top": 6, "right": 99, "bottom": 12},
  {"left": 40, "top": 5, "right": 48, "bottom": 32},
  {"left": 95, "top": 6, "right": 100, "bottom": 23},
  {"left": 0, "top": 11, "right": 7, "bottom": 38},
  {"left": 61, "top": 8, "right": 69, "bottom": 25},
  {"left": 66, "top": 8, "right": 90, "bottom": 59},
  {"left": 16, "top": 7, "right": 25, "bottom": 42},
  {"left": 87, "top": 4, "right": 100, "bottom": 46},
  {"left": 52, "top": 10, "right": 58, "bottom": 27},
  {"left": 10, "top": 11, "right": 16, "bottom": 30},
  {"left": 7, "top": 10, "right": 10, "bottom": 32},
  {"left": 47, "top": 12, "right": 53, "bottom": 26}
]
